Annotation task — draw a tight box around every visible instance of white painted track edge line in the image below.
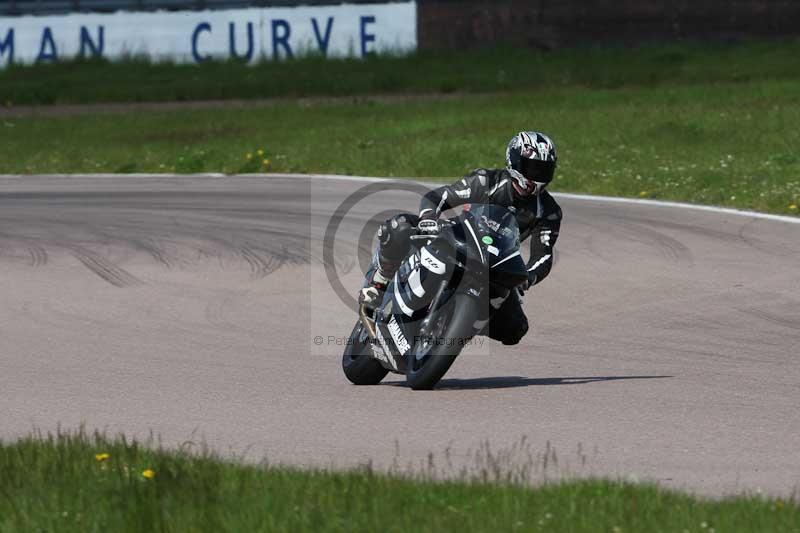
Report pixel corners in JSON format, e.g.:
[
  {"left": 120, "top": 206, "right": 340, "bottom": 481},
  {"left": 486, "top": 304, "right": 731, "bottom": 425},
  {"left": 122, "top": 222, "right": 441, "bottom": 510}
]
[
  {"left": 1, "top": 172, "right": 798, "bottom": 225},
  {"left": 554, "top": 192, "right": 800, "bottom": 225}
]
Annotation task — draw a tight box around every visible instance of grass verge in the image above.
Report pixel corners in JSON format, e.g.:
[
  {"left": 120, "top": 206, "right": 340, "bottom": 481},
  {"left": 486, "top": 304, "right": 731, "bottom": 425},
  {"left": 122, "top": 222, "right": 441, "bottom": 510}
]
[
  {"left": 1, "top": 430, "right": 798, "bottom": 532},
  {"left": 1, "top": 78, "right": 799, "bottom": 215},
  {"left": 1, "top": 39, "right": 800, "bottom": 105}
]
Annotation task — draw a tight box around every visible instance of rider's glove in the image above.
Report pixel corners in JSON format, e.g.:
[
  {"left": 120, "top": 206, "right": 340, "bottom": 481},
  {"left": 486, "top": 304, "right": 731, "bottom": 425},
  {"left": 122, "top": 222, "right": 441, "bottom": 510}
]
[
  {"left": 522, "top": 272, "right": 537, "bottom": 292},
  {"left": 417, "top": 218, "right": 440, "bottom": 235},
  {"left": 418, "top": 209, "right": 437, "bottom": 222}
]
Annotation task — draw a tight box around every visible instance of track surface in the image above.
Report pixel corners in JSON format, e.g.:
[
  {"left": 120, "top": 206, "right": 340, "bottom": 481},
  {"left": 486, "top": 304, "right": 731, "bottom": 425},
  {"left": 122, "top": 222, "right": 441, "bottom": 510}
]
[{"left": 1, "top": 175, "right": 799, "bottom": 497}]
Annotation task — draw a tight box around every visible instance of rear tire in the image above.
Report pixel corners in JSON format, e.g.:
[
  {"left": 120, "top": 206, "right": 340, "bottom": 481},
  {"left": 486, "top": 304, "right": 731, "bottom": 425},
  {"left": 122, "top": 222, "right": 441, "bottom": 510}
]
[
  {"left": 406, "top": 293, "right": 480, "bottom": 390},
  {"left": 342, "top": 320, "right": 389, "bottom": 385}
]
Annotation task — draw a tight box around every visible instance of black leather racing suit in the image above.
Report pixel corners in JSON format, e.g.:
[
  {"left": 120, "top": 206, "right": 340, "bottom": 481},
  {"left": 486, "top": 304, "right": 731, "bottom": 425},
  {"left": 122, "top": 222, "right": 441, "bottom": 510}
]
[{"left": 375, "top": 168, "right": 562, "bottom": 345}]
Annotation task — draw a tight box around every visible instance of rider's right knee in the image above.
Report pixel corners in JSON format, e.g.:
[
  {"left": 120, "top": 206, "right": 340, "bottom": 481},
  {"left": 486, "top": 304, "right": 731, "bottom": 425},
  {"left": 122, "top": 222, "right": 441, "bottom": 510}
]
[{"left": 378, "top": 213, "right": 417, "bottom": 262}]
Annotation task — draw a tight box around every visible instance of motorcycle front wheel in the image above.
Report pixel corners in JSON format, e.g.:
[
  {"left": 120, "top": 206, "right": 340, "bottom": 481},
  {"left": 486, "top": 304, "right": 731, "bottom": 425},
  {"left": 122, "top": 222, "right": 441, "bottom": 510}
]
[{"left": 406, "top": 292, "right": 481, "bottom": 390}]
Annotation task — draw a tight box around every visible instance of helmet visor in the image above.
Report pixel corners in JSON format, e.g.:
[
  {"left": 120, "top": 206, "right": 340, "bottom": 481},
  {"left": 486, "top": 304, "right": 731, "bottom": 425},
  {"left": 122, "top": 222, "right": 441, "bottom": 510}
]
[{"left": 519, "top": 158, "right": 555, "bottom": 184}]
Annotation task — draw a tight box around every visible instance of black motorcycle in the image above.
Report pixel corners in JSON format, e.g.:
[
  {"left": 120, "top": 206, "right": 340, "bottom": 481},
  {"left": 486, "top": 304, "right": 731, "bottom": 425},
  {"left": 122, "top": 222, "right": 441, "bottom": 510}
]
[{"left": 342, "top": 204, "right": 529, "bottom": 390}]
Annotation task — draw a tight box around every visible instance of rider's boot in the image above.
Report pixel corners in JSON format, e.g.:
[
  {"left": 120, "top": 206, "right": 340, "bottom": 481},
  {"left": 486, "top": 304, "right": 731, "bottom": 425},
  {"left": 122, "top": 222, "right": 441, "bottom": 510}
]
[{"left": 358, "top": 267, "right": 391, "bottom": 314}]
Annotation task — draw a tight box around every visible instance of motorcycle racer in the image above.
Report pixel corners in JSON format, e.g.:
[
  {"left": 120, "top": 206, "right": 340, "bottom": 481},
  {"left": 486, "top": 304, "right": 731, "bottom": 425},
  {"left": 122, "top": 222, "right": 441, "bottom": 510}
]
[{"left": 359, "top": 131, "right": 562, "bottom": 345}]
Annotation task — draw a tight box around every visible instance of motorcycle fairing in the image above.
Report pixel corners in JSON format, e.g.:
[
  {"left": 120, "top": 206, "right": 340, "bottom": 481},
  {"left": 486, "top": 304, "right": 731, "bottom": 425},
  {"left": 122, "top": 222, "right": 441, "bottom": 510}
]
[
  {"left": 373, "top": 243, "right": 454, "bottom": 372},
  {"left": 364, "top": 204, "right": 527, "bottom": 374}
]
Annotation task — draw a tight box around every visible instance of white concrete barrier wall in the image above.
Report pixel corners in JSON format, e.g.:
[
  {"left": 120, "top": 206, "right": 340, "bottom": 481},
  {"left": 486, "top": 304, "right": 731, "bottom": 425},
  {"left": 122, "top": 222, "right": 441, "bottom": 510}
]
[{"left": 0, "top": 1, "right": 417, "bottom": 66}]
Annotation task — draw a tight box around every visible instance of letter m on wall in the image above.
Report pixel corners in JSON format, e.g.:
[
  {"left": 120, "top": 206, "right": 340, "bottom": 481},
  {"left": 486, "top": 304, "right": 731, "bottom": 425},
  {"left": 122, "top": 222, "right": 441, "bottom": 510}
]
[{"left": 0, "top": 28, "right": 13, "bottom": 65}]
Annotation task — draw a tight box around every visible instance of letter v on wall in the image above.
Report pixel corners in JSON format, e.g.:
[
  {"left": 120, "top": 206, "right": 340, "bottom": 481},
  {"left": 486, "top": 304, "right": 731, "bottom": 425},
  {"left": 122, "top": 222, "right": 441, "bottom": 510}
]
[{"left": 311, "top": 17, "right": 334, "bottom": 56}]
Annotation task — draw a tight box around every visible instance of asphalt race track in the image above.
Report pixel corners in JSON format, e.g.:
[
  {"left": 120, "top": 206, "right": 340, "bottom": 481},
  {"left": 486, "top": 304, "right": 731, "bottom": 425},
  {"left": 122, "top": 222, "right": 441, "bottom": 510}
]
[{"left": 1, "top": 175, "right": 799, "bottom": 498}]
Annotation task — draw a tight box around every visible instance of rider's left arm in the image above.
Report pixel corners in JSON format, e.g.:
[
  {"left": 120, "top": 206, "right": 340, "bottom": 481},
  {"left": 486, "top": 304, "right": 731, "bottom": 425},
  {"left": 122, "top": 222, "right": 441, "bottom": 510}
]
[{"left": 525, "top": 214, "right": 561, "bottom": 288}]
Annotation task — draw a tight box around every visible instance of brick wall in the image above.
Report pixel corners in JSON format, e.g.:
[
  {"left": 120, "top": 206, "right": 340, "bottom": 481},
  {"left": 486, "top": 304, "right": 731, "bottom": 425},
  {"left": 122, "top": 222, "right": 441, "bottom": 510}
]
[{"left": 418, "top": 0, "right": 800, "bottom": 49}]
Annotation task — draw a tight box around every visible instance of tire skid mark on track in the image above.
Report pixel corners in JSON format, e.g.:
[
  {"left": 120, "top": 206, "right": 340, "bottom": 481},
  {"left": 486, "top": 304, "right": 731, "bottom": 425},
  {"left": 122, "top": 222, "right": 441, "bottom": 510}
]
[
  {"left": 20, "top": 240, "right": 49, "bottom": 267},
  {"left": 581, "top": 232, "right": 613, "bottom": 264},
  {"left": 280, "top": 242, "right": 306, "bottom": 267},
  {"left": 26, "top": 242, "right": 49, "bottom": 267},
  {"left": 238, "top": 245, "right": 282, "bottom": 279},
  {"left": 573, "top": 213, "right": 693, "bottom": 266},
  {"left": 190, "top": 235, "right": 266, "bottom": 277},
  {"left": 127, "top": 236, "right": 174, "bottom": 269},
  {"left": 0, "top": 236, "right": 49, "bottom": 267},
  {"left": 67, "top": 245, "right": 143, "bottom": 288},
  {"left": 3, "top": 189, "right": 322, "bottom": 280},
  {"left": 736, "top": 217, "right": 800, "bottom": 259},
  {"left": 612, "top": 214, "right": 746, "bottom": 246},
  {"left": 736, "top": 305, "right": 800, "bottom": 333},
  {"left": 608, "top": 217, "right": 694, "bottom": 266}
]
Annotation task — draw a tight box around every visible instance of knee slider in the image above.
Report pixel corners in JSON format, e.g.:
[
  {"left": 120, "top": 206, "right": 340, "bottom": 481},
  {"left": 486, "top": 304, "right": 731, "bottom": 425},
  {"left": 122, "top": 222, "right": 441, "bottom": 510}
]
[
  {"left": 501, "top": 317, "right": 529, "bottom": 346},
  {"left": 377, "top": 221, "right": 392, "bottom": 246},
  {"left": 378, "top": 213, "right": 416, "bottom": 267},
  {"left": 378, "top": 214, "right": 414, "bottom": 246}
]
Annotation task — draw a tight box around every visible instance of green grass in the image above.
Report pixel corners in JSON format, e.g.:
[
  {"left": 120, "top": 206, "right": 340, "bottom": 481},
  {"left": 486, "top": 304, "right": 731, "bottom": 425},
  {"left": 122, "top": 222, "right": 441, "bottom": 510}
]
[
  {"left": 1, "top": 78, "right": 799, "bottom": 215},
  {"left": 1, "top": 430, "right": 798, "bottom": 532},
  {"left": 1, "top": 39, "right": 800, "bottom": 105}
]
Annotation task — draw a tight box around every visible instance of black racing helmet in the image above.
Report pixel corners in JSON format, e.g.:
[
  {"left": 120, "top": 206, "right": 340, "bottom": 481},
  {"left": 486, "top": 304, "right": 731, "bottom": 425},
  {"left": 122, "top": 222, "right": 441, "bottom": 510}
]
[{"left": 505, "top": 131, "right": 558, "bottom": 196}]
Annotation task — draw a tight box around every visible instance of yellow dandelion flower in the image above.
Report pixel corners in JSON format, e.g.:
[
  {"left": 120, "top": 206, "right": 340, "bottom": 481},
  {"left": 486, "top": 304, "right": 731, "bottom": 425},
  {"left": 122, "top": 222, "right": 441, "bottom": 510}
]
[
  {"left": 257, "top": 149, "right": 264, "bottom": 156},
  {"left": 262, "top": 159, "right": 270, "bottom": 166},
  {"left": 245, "top": 153, "right": 252, "bottom": 160},
  {"left": 789, "top": 204, "right": 798, "bottom": 210},
  {"left": 95, "top": 453, "right": 110, "bottom": 462},
  {"left": 639, "top": 191, "right": 649, "bottom": 197},
  {"left": 142, "top": 469, "right": 156, "bottom": 479}
]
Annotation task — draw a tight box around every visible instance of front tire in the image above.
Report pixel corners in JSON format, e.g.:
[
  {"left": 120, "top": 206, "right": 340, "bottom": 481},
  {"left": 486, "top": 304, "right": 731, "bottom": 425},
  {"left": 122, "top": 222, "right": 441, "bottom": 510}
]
[
  {"left": 342, "top": 320, "right": 389, "bottom": 385},
  {"left": 406, "top": 293, "right": 480, "bottom": 390}
]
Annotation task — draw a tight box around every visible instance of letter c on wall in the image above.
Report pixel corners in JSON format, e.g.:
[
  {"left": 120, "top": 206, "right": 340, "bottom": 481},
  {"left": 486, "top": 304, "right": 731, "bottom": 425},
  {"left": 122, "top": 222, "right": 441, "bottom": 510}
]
[{"left": 192, "top": 22, "right": 211, "bottom": 63}]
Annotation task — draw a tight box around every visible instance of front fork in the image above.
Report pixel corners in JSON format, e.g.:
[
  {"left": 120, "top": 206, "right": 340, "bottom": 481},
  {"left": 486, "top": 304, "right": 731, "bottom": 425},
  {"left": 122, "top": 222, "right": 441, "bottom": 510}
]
[
  {"left": 416, "top": 278, "right": 450, "bottom": 342},
  {"left": 359, "top": 301, "right": 378, "bottom": 340},
  {"left": 359, "top": 250, "right": 382, "bottom": 339}
]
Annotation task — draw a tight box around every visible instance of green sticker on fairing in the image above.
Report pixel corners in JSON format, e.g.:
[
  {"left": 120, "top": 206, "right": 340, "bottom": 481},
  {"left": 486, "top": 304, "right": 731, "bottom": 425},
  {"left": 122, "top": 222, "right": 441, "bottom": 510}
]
[{"left": 482, "top": 236, "right": 493, "bottom": 244}]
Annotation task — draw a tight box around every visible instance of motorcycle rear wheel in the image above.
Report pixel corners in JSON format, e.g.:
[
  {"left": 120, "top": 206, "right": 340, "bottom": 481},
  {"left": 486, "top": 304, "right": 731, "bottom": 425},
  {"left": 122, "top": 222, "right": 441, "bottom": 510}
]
[{"left": 342, "top": 320, "right": 390, "bottom": 385}]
